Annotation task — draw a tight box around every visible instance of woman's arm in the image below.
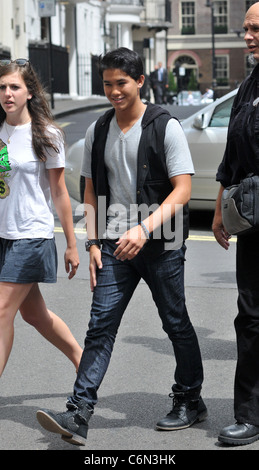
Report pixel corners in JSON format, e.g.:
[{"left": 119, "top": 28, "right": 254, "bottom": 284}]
[{"left": 49, "top": 167, "right": 79, "bottom": 279}]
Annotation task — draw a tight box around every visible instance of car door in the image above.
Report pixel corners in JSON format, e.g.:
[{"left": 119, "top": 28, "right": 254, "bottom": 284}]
[{"left": 185, "top": 93, "right": 236, "bottom": 210}]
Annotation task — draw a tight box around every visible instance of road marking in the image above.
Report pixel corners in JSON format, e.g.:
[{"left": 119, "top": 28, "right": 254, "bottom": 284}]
[
  {"left": 54, "top": 227, "right": 237, "bottom": 242},
  {"left": 57, "top": 122, "right": 75, "bottom": 128},
  {"left": 55, "top": 227, "right": 85, "bottom": 234},
  {"left": 189, "top": 234, "right": 236, "bottom": 243}
]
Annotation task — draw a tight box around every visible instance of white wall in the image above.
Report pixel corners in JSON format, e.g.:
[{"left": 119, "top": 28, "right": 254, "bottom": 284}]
[
  {"left": 76, "top": 2, "right": 103, "bottom": 96},
  {"left": 0, "top": 0, "right": 149, "bottom": 98}
]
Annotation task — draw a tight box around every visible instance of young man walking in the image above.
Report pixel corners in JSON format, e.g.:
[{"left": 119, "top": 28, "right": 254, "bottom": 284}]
[{"left": 36, "top": 47, "right": 206, "bottom": 446}]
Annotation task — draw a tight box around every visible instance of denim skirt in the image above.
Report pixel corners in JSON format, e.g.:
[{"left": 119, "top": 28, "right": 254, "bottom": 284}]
[{"left": 0, "top": 237, "right": 57, "bottom": 283}]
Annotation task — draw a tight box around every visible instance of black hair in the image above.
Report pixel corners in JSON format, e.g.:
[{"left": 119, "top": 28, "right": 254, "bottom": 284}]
[{"left": 98, "top": 47, "right": 144, "bottom": 81}]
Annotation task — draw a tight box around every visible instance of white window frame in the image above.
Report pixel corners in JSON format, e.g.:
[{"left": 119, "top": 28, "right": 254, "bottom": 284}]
[
  {"left": 215, "top": 54, "right": 229, "bottom": 87},
  {"left": 181, "top": 1, "right": 195, "bottom": 35}
]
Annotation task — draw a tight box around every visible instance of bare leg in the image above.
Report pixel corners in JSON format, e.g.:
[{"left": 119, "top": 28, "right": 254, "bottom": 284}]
[
  {"left": 19, "top": 283, "right": 82, "bottom": 370},
  {"left": 0, "top": 281, "right": 34, "bottom": 376}
]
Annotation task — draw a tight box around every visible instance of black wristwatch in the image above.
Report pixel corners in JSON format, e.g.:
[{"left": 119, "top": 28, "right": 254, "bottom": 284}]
[{"left": 85, "top": 239, "right": 101, "bottom": 252}]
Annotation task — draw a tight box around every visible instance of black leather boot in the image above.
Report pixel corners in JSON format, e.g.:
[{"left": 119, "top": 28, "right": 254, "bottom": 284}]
[
  {"left": 218, "top": 422, "right": 259, "bottom": 446},
  {"left": 37, "top": 400, "right": 93, "bottom": 446},
  {"left": 156, "top": 389, "right": 207, "bottom": 431}
]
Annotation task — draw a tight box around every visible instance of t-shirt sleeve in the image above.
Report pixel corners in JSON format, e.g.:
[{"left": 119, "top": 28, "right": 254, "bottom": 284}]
[
  {"left": 81, "top": 121, "right": 96, "bottom": 178},
  {"left": 44, "top": 127, "right": 66, "bottom": 169},
  {"left": 165, "top": 118, "right": 195, "bottom": 178}
]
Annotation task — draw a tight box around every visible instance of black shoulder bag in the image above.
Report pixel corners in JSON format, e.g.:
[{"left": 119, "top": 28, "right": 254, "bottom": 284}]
[{"left": 221, "top": 174, "right": 259, "bottom": 235}]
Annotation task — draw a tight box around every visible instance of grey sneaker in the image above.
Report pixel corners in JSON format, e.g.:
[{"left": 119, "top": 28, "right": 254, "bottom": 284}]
[{"left": 36, "top": 400, "right": 93, "bottom": 446}]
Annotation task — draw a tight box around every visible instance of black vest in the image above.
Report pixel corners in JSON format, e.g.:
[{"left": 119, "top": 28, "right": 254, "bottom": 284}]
[{"left": 91, "top": 103, "right": 189, "bottom": 255}]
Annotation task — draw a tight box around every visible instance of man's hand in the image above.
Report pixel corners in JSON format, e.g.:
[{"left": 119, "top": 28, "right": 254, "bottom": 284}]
[
  {"left": 212, "top": 185, "right": 231, "bottom": 250},
  {"left": 114, "top": 224, "right": 148, "bottom": 261},
  {"left": 212, "top": 215, "right": 231, "bottom": 250},
  {"left": 89, "top": 246, "right": 102, "bottom": 291}
]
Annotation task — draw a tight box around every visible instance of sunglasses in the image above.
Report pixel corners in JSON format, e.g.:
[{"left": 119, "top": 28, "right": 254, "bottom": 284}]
[{"left": 0, "top": 59, "right": 29, "bottom": 66}]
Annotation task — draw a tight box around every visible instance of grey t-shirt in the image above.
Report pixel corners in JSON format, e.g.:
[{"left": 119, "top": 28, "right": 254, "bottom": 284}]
[{"left": 81, "top": 114, "right": 194, "bottom": 238}]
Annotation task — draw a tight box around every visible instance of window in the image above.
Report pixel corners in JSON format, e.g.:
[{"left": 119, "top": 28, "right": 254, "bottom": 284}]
[
  {"left": 40, "top": 17, "right": 48, "bottom": 40},
  {"left": 181, "top": 2, "right": 195, "bottom": 35},
  {"left": 216, "top": 55, "right": 229, "bottom": 86},
  {"left": 213, "top": 1, "right": 228, "bottom": 34},
  {"left": 209, "top": 95, "right": 236, "bottom": 127}
]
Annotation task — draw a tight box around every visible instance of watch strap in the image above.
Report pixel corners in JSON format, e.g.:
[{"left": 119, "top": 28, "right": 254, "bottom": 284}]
[{"left": 85, "top": 239, "right": 101, "bottom": 251}]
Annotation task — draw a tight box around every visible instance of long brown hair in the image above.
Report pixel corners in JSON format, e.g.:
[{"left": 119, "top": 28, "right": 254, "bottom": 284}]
[{"left": 0, "top": 61, "right": 64, "bottom": 161}]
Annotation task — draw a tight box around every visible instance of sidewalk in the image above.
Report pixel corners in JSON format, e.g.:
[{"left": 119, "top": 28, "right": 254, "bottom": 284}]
[{"left": 50, "top": 94, "right": 110, "bottom": 119}]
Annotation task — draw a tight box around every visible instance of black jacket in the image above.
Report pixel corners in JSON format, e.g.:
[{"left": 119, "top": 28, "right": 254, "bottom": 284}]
[
  {"left": 217, "top": 64, "right": 259, "bottom": 188},
  {"left": 91, "top": 102, "right": 189, "bottom": 254}
]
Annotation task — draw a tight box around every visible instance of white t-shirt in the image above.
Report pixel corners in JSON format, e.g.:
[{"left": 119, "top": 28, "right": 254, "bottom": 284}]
[
  {"left": 0, "top": 121, "right": 65, "bottom": 239},
  {"left": 81, "top": 114, "right": 194, "bottom": 238}
]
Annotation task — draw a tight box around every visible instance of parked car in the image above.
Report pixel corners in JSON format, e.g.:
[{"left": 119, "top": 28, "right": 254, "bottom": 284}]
[
  {"left": 65, "top": 88, "right": 238, "bottom": 210},
  {"left": 65, "top": 138, "right": 86, "bottom": 203},
  {"left": 181, "top": 88, "right": 237, "bottom": 210},
  {"left": 177, "top": 90, "right": 202, "bottom": 106}
]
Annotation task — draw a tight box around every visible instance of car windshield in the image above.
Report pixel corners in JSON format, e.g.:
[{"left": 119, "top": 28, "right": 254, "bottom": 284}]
[{"left": 209, "top": 95, "right": 235, "bottom": 127}]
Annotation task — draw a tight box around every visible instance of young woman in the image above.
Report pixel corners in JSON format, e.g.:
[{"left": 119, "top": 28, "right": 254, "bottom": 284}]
[{"left": 0, "top": 59, "right": 82, "bottom": 377}]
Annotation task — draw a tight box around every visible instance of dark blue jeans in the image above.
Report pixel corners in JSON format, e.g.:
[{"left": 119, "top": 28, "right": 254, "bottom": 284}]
[{"left": 69, "top": 240, "right": 203, "bottom": 410}]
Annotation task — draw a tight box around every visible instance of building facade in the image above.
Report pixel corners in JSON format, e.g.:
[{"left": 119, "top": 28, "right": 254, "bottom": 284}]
[
  {"left": 0, "top": 0, "right": 257, "bottom": 98},
  {"left": 166, "top": 0, "right": 256, "bottom": 97},
  {"left": 0, "top": 0, "right": 146, "bottom": 98}
]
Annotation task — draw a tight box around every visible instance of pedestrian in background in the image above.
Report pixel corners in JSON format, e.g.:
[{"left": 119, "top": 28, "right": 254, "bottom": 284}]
[
  {"left": 0, "top": 59, "right": 82, "bottom": 378},
  {"left": 157, "top": 61, "right": 169, "bottom": 104},
  {"left": 202, "top": 87, "right": 214, "bottom": 102},
  {"left": 213, "top": 1, "right": 259, "bottom": 446},
  {"left": 36, "top": 47, "right": 206, "bottom": 447},
  {"left": 149, "top": 64, "right": 159, "bottom": 103},
  {"left": 150, "top": 62, "right": 169, "bottom": 104},
  {"left": 186, "top": 91, "right": 194, "bottom": 105}
]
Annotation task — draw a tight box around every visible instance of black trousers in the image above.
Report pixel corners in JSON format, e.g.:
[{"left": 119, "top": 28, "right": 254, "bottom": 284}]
[{"left": 234, "top": 231, "right": 259, "bottom": 425}]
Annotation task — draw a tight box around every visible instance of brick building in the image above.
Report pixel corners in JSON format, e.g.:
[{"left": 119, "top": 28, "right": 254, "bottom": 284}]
[{"left": 167, "top": 0, "right": 257, "bottom": 97}]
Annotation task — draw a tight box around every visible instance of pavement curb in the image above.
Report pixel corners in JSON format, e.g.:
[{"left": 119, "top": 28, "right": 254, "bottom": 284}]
[
  {"left": 51, "top": 96, "right": 111, "bottom": 119},
  {"left": 54, "top": 101, "right": 111, "bottom": 119}
]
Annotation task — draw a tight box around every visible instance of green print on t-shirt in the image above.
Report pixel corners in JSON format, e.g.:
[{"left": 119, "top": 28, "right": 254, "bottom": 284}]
[
  {"left": 0, "top": 143, "right": 11, "bottom": 173},
  {"left": 0, "top": 139, "right": 11, "bottom": 198}
]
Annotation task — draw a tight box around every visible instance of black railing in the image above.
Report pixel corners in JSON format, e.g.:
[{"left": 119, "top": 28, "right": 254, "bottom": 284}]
[{"left": 29, "top": 42, "right": 69, "bottom": 94}]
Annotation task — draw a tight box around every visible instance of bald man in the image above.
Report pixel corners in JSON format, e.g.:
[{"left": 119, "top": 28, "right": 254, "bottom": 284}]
[{"left": 213, "top": 2, "right": 259, "bottom": 446}]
